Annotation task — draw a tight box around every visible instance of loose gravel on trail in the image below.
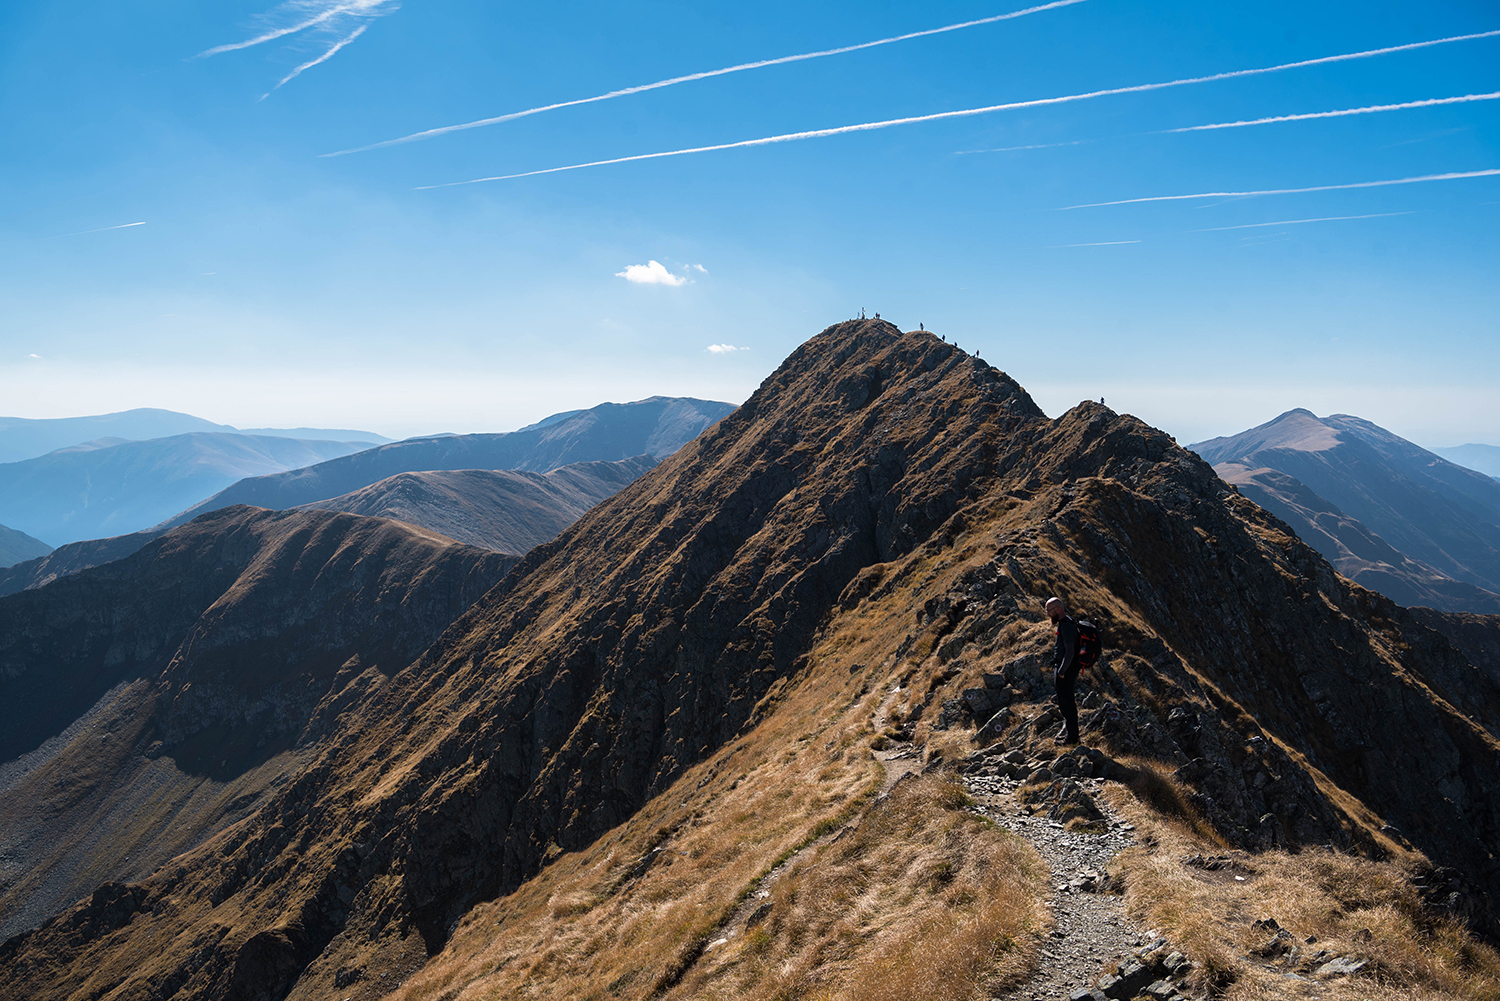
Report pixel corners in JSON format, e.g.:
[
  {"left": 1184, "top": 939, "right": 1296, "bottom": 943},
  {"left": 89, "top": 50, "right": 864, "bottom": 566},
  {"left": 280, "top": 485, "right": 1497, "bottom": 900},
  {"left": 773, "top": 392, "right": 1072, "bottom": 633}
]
[{"left": 962, "top": 770, "right": 1150, "bottom": 1000}]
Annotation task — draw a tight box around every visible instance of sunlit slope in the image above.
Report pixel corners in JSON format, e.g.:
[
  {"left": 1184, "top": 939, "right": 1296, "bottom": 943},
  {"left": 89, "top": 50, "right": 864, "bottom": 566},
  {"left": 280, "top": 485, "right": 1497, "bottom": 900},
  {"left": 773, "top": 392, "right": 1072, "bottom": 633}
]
[{"left": 3, "top": 321, "right": 1497, "bottom": 1000}]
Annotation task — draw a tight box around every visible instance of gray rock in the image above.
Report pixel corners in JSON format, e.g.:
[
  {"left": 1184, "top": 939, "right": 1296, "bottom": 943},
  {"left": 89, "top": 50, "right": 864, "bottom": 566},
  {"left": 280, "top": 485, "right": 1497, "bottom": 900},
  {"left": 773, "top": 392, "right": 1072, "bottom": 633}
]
[{"left": 1314, "top": 956, "right": 1368, "bottom": 977}]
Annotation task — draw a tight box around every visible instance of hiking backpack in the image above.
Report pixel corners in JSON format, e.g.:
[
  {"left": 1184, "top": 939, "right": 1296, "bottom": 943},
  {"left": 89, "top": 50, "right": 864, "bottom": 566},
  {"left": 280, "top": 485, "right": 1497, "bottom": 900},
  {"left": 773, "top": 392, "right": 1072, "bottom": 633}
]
[{"left": 1075, "top": 618, "right": 1103, "bottom": 672}]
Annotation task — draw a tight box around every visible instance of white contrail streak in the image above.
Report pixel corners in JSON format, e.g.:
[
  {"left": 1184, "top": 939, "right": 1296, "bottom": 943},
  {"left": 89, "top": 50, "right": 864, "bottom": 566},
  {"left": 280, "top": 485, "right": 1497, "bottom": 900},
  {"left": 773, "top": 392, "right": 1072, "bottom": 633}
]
[
  {"left": 417, "top": 28, "right": 1500, "bottom": 188},
  {"left": 1196, "top": 211, "right": 1413, "bottom": 231},
  {"left": 955, "top": 139, "right": 1090, "bottom": 153},
  {"left": 1159, "top": 92, "right": 1500, "bottom": 132},
  {"left": 1053, "top": 240, "right": 1140, "bottom": 246},
  {"left": 324, "top": 0, "right": 1090, "bottom": 156},
  {"left": 50, "top": 221, "right": 146, "bottom": 238},
  {"left": 197, "top": 2, "right": 364, "bottom": 57},
  {"left": 1063, "top": 170, "right": 1500, "bottom": 209},
  {"left": 263, "top": 24, "right": 367, "bottom": 97}
]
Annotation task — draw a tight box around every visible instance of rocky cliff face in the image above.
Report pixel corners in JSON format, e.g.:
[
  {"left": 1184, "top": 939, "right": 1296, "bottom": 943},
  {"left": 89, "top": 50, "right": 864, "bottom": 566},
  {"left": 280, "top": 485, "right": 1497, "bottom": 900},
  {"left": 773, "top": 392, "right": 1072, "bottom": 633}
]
[
  {"left": 0, "top": 506, "right": 515, "bottom": 940},
  {"left": 2, "top": 322, "right": 1497, "bottom": 1000}
]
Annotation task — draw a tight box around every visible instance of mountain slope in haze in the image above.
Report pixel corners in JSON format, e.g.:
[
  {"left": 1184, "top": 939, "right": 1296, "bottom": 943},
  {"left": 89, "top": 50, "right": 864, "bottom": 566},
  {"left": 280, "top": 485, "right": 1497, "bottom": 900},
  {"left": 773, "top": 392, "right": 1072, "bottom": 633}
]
[
  {"left": 0, "top": 409, "right": 388, "bottom": 465},
  {"left": 6, "top": 321, "right": 1497, "bottom": 1001},
  {"left": 1192, "top": 409, "right": 1500, "bottom": 610},
  {"left": 294, "top": 455, "right": 656, "bottom": 553},
  {"left": 0, "top": 524, "right": 50, "bottom": 567},
  {"left": 1434, "top": 443, "right": 1500, "bottom": 480},
  {"left": 0, "top": 506, "right": 516, "bottom": 941},
  {"left": 1216, "top": 463, "right": 1500, "bottom": 614},
  {"left": 161, "top": 396, "right": 735, "bottom": 530},
  {"left": 0, "top": 433, "right": 374, "bottom": 545}
]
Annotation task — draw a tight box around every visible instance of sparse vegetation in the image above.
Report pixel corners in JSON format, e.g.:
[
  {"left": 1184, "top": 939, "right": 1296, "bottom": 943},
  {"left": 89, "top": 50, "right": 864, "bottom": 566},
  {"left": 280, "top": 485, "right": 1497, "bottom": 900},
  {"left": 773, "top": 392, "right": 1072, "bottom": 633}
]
[{"left": 1101, "top": 781, "right": 1500, "bottom": 1001}]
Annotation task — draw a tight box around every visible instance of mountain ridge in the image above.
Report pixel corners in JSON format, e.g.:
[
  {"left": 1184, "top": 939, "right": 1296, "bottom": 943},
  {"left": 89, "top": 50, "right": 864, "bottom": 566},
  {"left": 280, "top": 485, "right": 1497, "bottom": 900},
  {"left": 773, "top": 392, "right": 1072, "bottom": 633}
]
[
  {"left": 0, "top": 433, "right": 376, "bottom": 546},
  {"left": 1192, "top": 409, "right": 1500, "bottom": 611},
  {"left": 2, "top": 323, "right": 1496, "bottom": 1000},
  {"left": 293, "top": 455, "right": 657, "bottom": 553},
  {"left": 159, "top": 396, "right": 735, "bottom": 531}
]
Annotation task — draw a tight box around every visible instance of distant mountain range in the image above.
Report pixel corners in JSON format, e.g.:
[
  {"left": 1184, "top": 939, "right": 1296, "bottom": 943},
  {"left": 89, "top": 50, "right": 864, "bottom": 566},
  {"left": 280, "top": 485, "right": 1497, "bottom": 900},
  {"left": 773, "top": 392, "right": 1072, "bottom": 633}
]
[
  {"left": 296, "top": 456, "right": 657, "bottom": 554},
  {"left": 0, "top": 505, "right": 515, "bottom": 940},
  {"left": 0, "top": 433, "right": 375, "bottom": 546},
  {"left": 163, "top": 396, "right": 735, "bottom": 529},
  {"left": 0, "top": 524, "right": 51, "bottom": 568},
  {"left": 1432, "top": 443, "right": 1500, "bottom": 480},
  {"left": 1191, "top": 410, "right": 1500, "bottom": 614},
  {"left": 0, "top": 408, "right": 388, "bottom": 464}
]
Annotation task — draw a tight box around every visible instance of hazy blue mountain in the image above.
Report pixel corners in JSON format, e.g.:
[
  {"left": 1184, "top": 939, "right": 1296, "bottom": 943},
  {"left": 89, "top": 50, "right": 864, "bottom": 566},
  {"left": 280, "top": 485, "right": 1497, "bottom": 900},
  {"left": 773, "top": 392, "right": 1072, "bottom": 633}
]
[
  {"left": 1192, "top": 409, "right": 1500, "bottom": 612},
  {"left": 1432, "top": 443, "right": 1500, "bottom": 480},
  {"left": 0, "top": 524, "right": 51, "bottom": 568},
  {"left": 296, "top": 455, "right": 657, "bottom": 553},
  {"left": 0, "top": 408, "right": 389, "bottom": 464},
  {"left": 163, "top": 396, "right": 735, "bottom": 529},
  {"left": 0, "top": 433, "right": 375, "bottom": 546}
]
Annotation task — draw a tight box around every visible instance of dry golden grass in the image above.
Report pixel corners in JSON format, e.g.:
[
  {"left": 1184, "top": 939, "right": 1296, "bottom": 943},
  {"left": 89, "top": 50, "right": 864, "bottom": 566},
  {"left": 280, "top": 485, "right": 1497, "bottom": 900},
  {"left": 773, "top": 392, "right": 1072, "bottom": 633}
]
[
  {"left": 1100, "top": 773, "right": 1500, "bottom": 1001},
  {"left": 672, "top": 774, "right": 1047, "bottom": 1001},
  {"left": 375, "top": 544, "right": 1056, "bottom": 1001}
]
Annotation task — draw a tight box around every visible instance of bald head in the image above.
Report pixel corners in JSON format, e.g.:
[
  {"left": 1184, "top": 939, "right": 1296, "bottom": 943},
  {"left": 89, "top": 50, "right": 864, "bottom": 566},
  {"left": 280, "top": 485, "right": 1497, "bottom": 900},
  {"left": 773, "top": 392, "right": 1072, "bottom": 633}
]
[{"left": 1045, "top": 596, "right": 1066, "bottom": 622}]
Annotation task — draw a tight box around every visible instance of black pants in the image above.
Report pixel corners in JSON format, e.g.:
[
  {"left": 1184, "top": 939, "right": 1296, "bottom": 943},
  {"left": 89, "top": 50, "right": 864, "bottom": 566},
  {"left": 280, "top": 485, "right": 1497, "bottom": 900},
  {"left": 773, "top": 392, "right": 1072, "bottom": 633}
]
[{"left": 1054, "top": 663, "right": 1081, "bottom": 742}]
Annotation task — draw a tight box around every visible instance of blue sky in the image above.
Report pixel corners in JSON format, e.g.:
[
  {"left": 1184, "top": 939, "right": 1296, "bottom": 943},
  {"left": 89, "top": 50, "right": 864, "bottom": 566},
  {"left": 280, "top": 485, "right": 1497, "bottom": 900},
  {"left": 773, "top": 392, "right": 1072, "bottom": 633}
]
[{"left": 1, "top": 0, "right": 1496, "bottom": 444}]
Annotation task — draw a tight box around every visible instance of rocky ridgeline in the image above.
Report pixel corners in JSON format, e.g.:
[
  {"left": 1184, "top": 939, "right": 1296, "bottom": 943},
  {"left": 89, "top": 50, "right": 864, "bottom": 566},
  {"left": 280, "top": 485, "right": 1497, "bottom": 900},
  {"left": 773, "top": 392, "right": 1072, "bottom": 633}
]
[{"left": 4, "top": 320, "right": 1498, "bottom": 1000}]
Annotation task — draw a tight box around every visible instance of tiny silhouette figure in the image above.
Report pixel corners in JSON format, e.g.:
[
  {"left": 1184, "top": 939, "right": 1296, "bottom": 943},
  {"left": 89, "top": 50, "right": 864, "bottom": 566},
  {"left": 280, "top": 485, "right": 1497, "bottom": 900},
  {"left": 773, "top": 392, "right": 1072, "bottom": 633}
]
[
  {"left": 1100, "top": 397, "right": 1105, "bottom": 405},
  {"left": 874, "top": 312, "right": 880, "bottom": 319},
  {"left": 941, "top": 335, "right": 946, "bottom": 342},
  {"left": 919, "top": 322, "right": 924, "bottom": 330}
]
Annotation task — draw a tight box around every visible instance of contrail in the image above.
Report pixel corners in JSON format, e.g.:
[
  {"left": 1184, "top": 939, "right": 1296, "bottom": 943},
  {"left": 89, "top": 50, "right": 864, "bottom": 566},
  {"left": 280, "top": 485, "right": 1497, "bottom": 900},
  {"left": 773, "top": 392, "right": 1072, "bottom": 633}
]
[
  {"left": 50, "top": 221, "right": 146, "bottom": 238},
  {"left": 1064, "top": 170, "right": 1500, "bottom": 209},
  {"left": 1053, "top": 240, "right": 1140, "bottom": 246},
  {"left": 1196, "top": 211, "right": 1413, "bottom": 231},
  {"left": 955, "top": 139, "right": 1090, "bottom": 154},
  {"left": 324, "top": 0, "right": 1091, "bottom": 156},
  {"left": 196, "top": 1, "right": 377, "bottom": 57},
  {"left": 262, "top": 24, "right": 367, "bottom": 98},
  {"left": 1159, "top": 92, "right": 1500, "bottom": 132},
  {"left": 417, "top": 28, "right": 1500, "bottom": 188}
]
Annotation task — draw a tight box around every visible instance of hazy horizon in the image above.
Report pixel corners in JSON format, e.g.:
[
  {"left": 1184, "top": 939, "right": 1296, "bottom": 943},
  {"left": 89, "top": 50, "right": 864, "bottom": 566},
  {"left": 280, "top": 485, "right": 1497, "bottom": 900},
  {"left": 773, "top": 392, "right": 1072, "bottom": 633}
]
[{"left": 3, "top": 0, "right": 1496, "bottom": 447}]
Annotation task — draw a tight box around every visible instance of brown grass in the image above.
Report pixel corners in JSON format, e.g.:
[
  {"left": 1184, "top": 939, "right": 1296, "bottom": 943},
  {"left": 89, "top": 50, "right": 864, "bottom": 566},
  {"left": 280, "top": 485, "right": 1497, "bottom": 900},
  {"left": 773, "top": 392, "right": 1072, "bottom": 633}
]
[
  {"left": 1100, "top": 780, "right": 1500, "bottom": 1001},
  {"left": 671, "top": 774, "right": 1047, "bottom": 1001}
]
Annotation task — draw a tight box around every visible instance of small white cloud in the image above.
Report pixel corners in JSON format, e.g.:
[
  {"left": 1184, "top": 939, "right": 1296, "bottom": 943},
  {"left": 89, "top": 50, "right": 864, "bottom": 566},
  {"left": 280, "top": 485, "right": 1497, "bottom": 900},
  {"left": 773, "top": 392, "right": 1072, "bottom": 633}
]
[
  {"left": 706, "top": 344, "right": 749, "bottom": 354},
  {"left": 616, "top": 260, "right": 688, "bottom": 286},
  {"left": 692, "top": 263, "right": 707, "bottom": 272},
  {"left": 28, "top": 353, "right": 41, "bottom": 359}
]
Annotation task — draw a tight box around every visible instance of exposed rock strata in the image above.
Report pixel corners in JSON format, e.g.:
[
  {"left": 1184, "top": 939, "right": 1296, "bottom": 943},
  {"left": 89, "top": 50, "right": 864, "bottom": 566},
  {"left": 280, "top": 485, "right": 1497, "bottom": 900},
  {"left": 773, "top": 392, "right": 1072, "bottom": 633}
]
[{"left": 2, "top": 322, "right": 1497, "bottom": 1000}]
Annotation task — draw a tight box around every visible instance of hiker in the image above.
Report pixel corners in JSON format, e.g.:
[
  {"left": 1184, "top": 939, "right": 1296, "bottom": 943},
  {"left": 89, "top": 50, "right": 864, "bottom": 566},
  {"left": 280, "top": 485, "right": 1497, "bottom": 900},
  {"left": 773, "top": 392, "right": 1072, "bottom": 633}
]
[{"left": 1046, "top": 596, "right": 1082, "bottom": 745}]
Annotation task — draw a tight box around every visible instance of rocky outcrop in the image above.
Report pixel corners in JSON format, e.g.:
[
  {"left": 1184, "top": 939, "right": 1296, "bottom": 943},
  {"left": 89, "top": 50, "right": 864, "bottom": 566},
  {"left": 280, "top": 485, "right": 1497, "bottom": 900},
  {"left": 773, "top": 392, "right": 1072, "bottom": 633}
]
[{"left": 2, "top": 322, "right": 1497, "bottom": 999}]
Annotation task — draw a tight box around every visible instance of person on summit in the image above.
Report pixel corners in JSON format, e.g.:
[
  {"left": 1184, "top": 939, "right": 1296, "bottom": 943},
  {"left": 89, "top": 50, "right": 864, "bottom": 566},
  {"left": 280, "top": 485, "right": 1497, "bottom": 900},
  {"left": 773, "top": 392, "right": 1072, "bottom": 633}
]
[{"left": 1046, "top": 596, "right": 1083, "bottom": 745}]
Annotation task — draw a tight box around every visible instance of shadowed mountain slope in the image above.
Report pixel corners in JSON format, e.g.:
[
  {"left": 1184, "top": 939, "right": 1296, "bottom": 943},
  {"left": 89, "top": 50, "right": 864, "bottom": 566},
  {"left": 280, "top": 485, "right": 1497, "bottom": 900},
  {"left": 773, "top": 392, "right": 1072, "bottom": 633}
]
[
  {"left": 0, "top": 528, "right": 166, "bottom": 597},
  {"left": 3, "top": 323, "right": 1498, "bottom": 1001},
  {"left": 162, "top": 397, "right": 734, "bottom": 531},
  {"left": 0, "top": 434, "right": 374, "bottom": 546},
  {"left": 294, "top": 455, "right": 656, "bottom": 553},
  {"left": 1192, "top": 410, "right": 1500, "bottom": 610},
  {"left": 1216, "top": 463, "right": 1500, "bottom": 614},
  {"left": 0, "top": 506, "right": 516, "bottom": 941},
  {"left": 0, "top": 524, "right": 50, "bottom": 568}
]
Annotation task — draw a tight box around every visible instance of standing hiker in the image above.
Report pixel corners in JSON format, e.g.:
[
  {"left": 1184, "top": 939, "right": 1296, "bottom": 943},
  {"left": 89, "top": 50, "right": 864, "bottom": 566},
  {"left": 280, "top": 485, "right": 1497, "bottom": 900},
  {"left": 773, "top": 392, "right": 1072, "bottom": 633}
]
[{"left": 1046, "top": 596, "right": 1082, "bottom": 745}]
